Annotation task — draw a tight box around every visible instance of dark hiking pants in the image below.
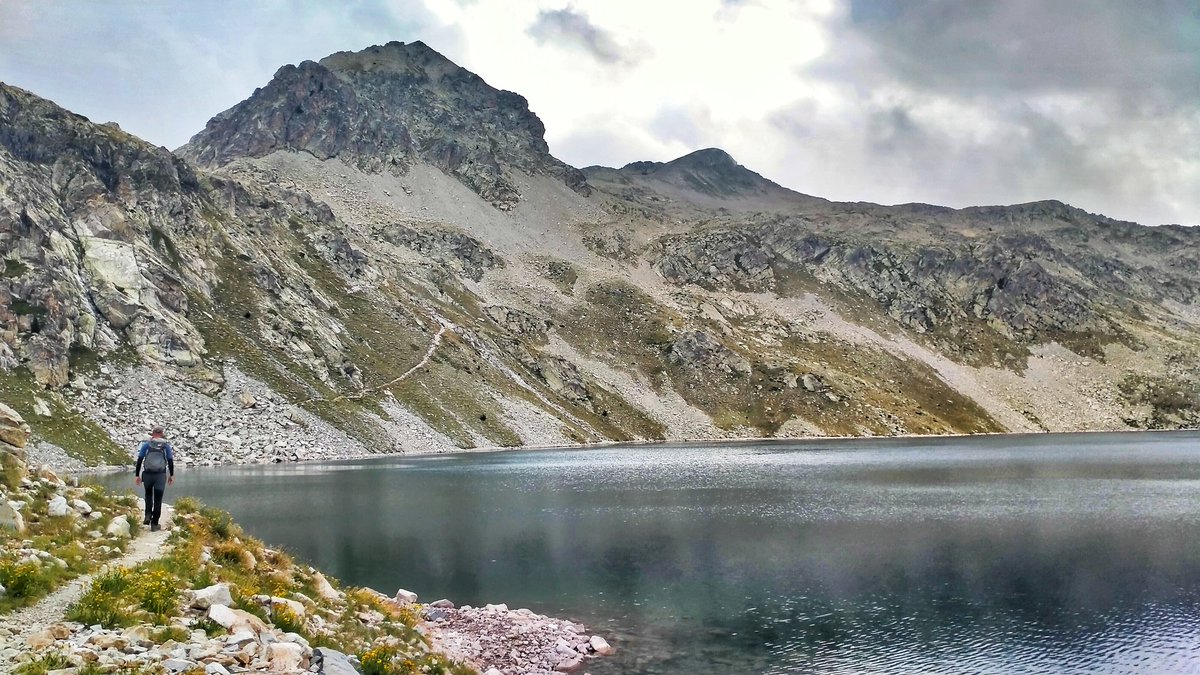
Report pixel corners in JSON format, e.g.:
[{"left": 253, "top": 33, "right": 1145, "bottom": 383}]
[{"left": 142, "top": 471, "right": 167, "bottom": 525}]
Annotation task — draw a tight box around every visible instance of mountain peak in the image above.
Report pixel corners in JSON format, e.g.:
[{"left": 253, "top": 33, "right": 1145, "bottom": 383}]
[
  {"left": 606, "top": 147, "right": 799, "bottom": 202},
  {"left": 319, "top": 40, "right": 459, "bottom": 78},
  {"left": 179, "top": 42, "right": 589, "bottom": 209},
  {"left": 669, "top": 147, "right": 737, "bottom": 168}
]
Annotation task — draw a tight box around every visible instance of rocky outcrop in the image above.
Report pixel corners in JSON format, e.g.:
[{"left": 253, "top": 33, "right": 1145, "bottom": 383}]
[
  {"left": 179, "top": 41, "right": 590, "bottom": 210},
  {"left": 666, "top": 331, "right": 751, "bottom": 377},
  {"left": 380, "top": 224, "right": 503, "bottom": 281},
  {"left": 0, "top": 403, "right": 30, "bottom": 450},
  {"left": 484, "top": 306, "right": 550, "bottom": 343},
  {"left": 648, "top": 213, "right": 1198, "bottom": 363}
]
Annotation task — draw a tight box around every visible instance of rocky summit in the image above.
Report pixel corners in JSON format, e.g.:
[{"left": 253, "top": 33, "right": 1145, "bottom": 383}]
[{"left": 0, "top": 41, "right": 1197, "bottom": 471}]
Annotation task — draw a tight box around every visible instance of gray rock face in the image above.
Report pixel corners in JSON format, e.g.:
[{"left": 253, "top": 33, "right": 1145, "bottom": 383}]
[
  {"left": 667, "top": 331, "right": 751, "bottom": 377},
  {"left": 485, "top": 306, "right": 550, "bottom": 343},
  {"left": 381, "top": 224, "right": 503, "bottom": 281},
  {"left": 179, "top": 41, "right": 590, "bottom": 209},
  {"left": 649, "top": 211, "right": 1200, "bottom": 363}
]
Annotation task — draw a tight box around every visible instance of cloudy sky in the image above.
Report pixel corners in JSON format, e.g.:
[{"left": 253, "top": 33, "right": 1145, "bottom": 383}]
[{"left": 1, "top": 0, "right": 1197, "bottom": 225}]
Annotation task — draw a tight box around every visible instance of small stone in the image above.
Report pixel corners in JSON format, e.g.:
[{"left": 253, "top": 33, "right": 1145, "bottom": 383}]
[
  {"left": 70, "top": 499, "right": 92, "bottom": 515},
  {"left": 205, "top": 664, "right": 231, "bottom": 675},
  {"left": 430, "top": 598, "right": 455, "bottom": 609},
  {"left": 162, "top": 659, "right": 196, "bottom": 673},
  {"left": 394, "top": 588, "right": 418, "bottom": 605}
]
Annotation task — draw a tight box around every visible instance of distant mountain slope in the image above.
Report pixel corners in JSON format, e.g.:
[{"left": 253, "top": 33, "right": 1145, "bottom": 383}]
[
  {"left": 584, "top": 148, "right": 825, "bottom": 211},
  {"left": 1, "top": 41, "right": 1197, "bottom": 470}
]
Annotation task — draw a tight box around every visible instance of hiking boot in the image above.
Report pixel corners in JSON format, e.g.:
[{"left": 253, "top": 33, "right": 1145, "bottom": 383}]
[
  {"left": 150, "top": 523, "right": 160, "bottom": 532},
  {"left": 143, "top": 516, "right": 151, "bottom": 526}
]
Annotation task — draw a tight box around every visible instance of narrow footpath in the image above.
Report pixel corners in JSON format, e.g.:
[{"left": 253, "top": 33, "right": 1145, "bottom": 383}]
[{"left": 0, "top": 506, "right": 175, "bottom": 673}]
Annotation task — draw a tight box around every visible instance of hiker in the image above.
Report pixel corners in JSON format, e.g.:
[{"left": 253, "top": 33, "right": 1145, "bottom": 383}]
[{"left": 134, "top": 426, "right": 175, "bottom": 531}]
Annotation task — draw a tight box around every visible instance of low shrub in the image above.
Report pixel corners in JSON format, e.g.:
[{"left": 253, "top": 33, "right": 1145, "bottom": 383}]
[
  {"left": 13, "top": 651, "right": 71, "bottom": 675},
  {"left": 65, "top": 586, "right": 135, "bottom": 628},
  {"left": 134, "top": 568, "right": 178, "bottom": 617},
  {"left": 0, "top": 561, "right": 51, "bottom": 599}
]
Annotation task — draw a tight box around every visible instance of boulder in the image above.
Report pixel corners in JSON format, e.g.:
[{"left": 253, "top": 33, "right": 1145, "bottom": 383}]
[
  {"left": 47, "top": 495, "right": 69, "bottom": 517},
  {"left": 266, "top": 641, "right": 305, "bottom": 672},
  {"left": 237, "top": 391, "right": 257, "bottom": 409},
  {"left": 205, "top": 663, "right": 232, "bottom": 675},
  {"left": 208, "top": 604, "right": 269, "bottom": 635},
  {"left": 190, "top": 583, "right": 234, "bottom": 609},
  {"left": 394, "top": 588, "right": 418, "bottom": 605},
  {"left": 70, "top": 499, "right": 92, "bottom": 515},
  {"left": 312, "top": 648, "right": 356, "bottom": 675},
  {"left": 430, "top": 598, "right": 455, "bottom": 609},
  {"left": 32, "top": 398, "right": 51, "bottom": 418},
  {"left": 36, "top": 465, "right": 61, "bottom": 484},
  {"left": 269, "top": 596, "right": 306, "bottom": 618},
  {"left": 0, "top": 501, "right": 26, "bottom": 533},
  {"left": 105, "top": 515, "right": 131, "bottom": 538},
  {"left": 589, "top": 635, "right": 614, "bottom": 655},
  {"left": 0, "top": 403, "right": 30, "bottom": 448}
]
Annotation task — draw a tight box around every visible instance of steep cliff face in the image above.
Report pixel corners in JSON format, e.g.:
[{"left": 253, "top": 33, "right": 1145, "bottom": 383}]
[
  {"left": 1, "top": 42, "right": 1197, "bottom": 469},
  {"left": 178, "top": 41, "right": 588, "bottom": 210},
  {"left": 0, "top": 83, "right": 218, "bottom": 389}
]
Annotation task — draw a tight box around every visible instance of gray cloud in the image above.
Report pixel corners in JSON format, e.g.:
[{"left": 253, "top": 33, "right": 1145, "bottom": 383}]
[
  {"left": 847, "top": 0, "right": 1200, "bottom": 103},
  {"left": 758, "top": 0, "right": 1200, "bottom": 225},
  {"left": 527, "top": 8, "right": 635, "bottom": 66}
]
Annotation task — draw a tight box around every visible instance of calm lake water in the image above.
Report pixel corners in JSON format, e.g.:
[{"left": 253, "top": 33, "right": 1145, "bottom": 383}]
[{"left": 100, "top": 431, "right": 1200, "bottom": 674}]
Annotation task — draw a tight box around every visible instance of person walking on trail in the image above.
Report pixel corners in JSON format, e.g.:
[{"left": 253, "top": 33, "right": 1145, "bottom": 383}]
[{"left": 134, "top": 426, "right": 175, "bottom": 532}]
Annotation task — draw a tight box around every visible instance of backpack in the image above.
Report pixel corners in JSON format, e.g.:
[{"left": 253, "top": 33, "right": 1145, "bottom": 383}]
[{"left": 143, "top": 440, "right": 168, "bottom": 473}]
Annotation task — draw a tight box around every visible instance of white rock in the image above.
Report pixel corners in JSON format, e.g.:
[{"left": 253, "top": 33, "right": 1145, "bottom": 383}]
[
  {"left": 266, "top": 641, "right": 304, "bottom": 671},
  {"left": 312, "top": 571, "right": 340, "bottom": 601},
  {"left": 394, "top": 588, "right": 419, "bottom": 605},
  {"left": 47, "top": 495, "right": 69, "bottom": 517},
  {"left": 70, "top": 499, "right": 92, "bottom": 515},
  {"left": 0, "top": 501, "right": 25, "bottom": 533},
  {"left": 32, "top": 398, "right": 51, "bottom": 418},
  {"left": 205, "top": 664, "right": 231, "bottom": 675},
  {"left": 190, "top": 583, "right": 234, "bottom": 610},
  {"left": 589, "top": 635, "right": 615, "bottom": 655},
  {"left": 105, "top": 516, "right": 131, "bottom": 538}
]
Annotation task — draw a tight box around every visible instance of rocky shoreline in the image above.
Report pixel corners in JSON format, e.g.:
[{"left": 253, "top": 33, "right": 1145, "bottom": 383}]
[{"left": 0, "top": 403, "right": 616, "bottom": 674}]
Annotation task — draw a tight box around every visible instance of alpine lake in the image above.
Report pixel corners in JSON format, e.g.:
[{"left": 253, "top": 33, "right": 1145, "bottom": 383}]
[{"left": 98, "top": 431, "right": 1200, "bottom": 674}]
